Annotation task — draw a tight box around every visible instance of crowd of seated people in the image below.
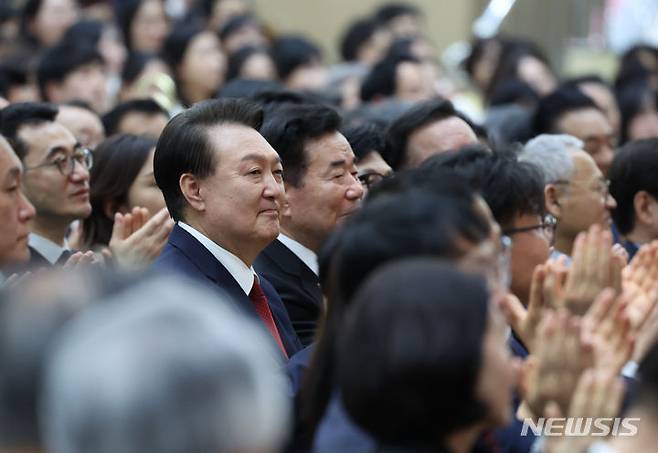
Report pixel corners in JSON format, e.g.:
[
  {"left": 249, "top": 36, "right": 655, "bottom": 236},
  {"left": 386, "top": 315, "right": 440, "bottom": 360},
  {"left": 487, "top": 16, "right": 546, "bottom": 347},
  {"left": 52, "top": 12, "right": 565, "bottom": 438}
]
[{"left": 3, "top": 1, "right": 658, "bottom": 452}]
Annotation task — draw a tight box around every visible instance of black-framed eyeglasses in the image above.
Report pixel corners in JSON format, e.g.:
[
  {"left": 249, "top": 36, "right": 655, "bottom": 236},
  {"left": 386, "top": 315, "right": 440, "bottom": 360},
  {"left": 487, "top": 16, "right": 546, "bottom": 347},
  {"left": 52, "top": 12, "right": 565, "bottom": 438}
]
[
  {"left": 358, "top": 171, "right": 391, "bottom": 189},
  {"left": 25, "top": 147, "right": 93, "bottom": 177},
  {"left": 503, "top": 214, "right": 557, "bottom": 244}
]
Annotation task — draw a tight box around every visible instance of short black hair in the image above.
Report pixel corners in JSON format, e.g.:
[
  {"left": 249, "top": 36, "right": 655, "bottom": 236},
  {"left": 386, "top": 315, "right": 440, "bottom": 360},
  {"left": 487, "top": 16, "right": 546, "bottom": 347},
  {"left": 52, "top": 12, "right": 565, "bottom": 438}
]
[
  {"left": 102, "top": 99, "right": 169, "bottom": 136},
  {"left": 36, "top": 42, "right": 103, "bottom": 102},
  {"left": 62, "top": 19, "right": 104, "bottom": 48},
  {"left": 563, "top": 74, "right": 610, "bottom": 89},
  {"left": 218, "top": 79, "right": 281, "bottom": 99},
  {"left": 422, "top": 147, "right": 546, "bottom": 228},
  {"left": 218, "top": 13, "right": 259, "bottom": 43},
  {"left": 342, "top": 122, "right": 386, "bottom": 162},
  {"left": 340, "top": 18, "right": 378, "bottom": 62},
  {"left": 532, "top": 84, "right": 600, "bottom": 136},
  {"left": 226, "top": 46, "right": 272, "bottom": 81},
  {"left": 259, "top": 103, "right": 341, "bottom": 187},
  {"left": 615, "top": 82, "right": 658, "bottom": 144},
  {"left": 0, "top": 102, "right": 58, "bottom": 160},
  {"left": 609, "top": 138, "right": 658, "bottom": 235},
  {"left": 337, "top": 259, "right": 488, "bottom": 449},
  {"left": 270, "top": 35, "right": 322, "bottom": 82},
  {"left": 0, "top": 59, "right": 30, "bottom": 98},
  {"left": 161, "top": 22, "right": 202, "bottom": 77},
  {"left": 489, "top": 78, "right": 539, "bottom": 107},
  {"left": 121, "top": 52, "right": 158, "bottom": 85},
  {"left": 615, "top": 45, "right": 658, "bottom": 91},
  {"left": 384, "top": 98, "right": 460, "bottom": 170},
  {"left": 373, "top": 2, "right": 419, "bottom": 25},
  {"left": 360, "top": 53, "right": 419, "bottom": 102},
  {"left": 115, "top": 0, "right": 164, "bottom": 50},
  {"left": 153, "top": 98, "right": 263, "bottom": 221}
]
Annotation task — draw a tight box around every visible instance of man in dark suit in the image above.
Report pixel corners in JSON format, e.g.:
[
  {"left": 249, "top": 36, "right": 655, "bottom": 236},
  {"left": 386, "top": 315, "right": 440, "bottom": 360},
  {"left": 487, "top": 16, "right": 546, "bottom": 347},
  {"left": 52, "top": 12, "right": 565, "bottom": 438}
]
[
  {"left": 151, "top": 98, "right": 302, "bottom": 359},
  {"left": 0, "top": 103, "right": 93, "bottom": 268},
  {"left": 256, "top": 104, "right": 364, "bottom": 346}
]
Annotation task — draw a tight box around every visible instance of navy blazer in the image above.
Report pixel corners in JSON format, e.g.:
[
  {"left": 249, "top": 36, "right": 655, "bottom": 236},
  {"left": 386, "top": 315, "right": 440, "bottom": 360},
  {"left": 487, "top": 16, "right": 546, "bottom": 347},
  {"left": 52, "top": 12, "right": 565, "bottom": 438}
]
[
  {"left": 255, "top": 239, "right": 323, "bottom": 346},
  {"left": 152, "top": 224, "right": 303, "bottom": 359}
]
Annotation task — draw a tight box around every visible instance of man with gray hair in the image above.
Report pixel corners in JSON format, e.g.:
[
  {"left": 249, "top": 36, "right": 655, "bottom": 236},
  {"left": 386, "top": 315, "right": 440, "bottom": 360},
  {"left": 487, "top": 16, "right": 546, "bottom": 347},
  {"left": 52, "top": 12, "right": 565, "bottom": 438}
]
[
  {"left": 41, "top": 275, "right": 290, "bottom": 453},
  {"left": 520, "top": 134, "right": 617, "bottom": 259}
]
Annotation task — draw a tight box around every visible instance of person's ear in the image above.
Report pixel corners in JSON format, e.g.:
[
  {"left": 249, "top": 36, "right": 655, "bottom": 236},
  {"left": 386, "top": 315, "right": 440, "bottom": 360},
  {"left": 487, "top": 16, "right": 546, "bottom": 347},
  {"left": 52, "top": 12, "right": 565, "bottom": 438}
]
[
  {"left": 544, "top": 184, "right": 562, "bottom": 218},
  {"left": 634, "top": 191, "right": 657, "bottom": 226},
  {"left": 180, "top": 173, "right": 205, "bottom": 212}
]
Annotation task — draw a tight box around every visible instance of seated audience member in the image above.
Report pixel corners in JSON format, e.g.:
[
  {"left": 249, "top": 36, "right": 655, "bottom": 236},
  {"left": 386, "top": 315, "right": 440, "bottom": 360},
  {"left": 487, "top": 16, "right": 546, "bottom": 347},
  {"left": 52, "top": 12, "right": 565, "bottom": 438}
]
[
  {"left": 56, "top": 101, "right": 106, "bottom": 149},
  {"left": 20, "top": 0, "right": 79, "bottom": 49},
  {"left": 520, "top": 134, "right": 617, "bottom": 260},
  {"left": 41, "top": 275, "right": 290, "bottom": 453},
  {"left": 424, "top": 147, "right": 549, "bottom": 312},
  {"left": 271, "top": 35, "right": 327, "bottom": 92},
  {"left": 616, "top": 82, "right": 658, "bottom": 145},
  {"left": 102, "top": 99, "right": 170, "bottom": 138},
  {"left": 373, "top": 2, "right": 420, "bottom": 38},
  {"left": 336, "top": 259, "right": 519, "bottom": 453},
  {"left": 360, "top": 53, "right": 435, "bottom": 103},
  {"left": 0, "top": 59, "right": 38, "bottom": 103},
  {"left": 118, "top": 52, "right": 175, "bottom": 105},
  {"left": 152, "top": 98, "right": 302, "bottom": 359},
  {"left": 36, "top": 42, "right": 109, "bottom": 113},
  {"left": 533, "top": 85, "right": 616, "bottom": 176},
  {"left": 218, "top": 14, "right": 268, "bottom": 55},
  {"left": 564, "top": 75, "right": 621, "bottom": 136},
  {"left": 0, "top": 135, "right": 35, "bottom": 272},
  {"left": 256, "top": 103, "right": 363, "bottom": 346},
  {"left": 226, "top": 46, "right": 277, "bottom": 82},
  {"left": 339, "top": 17, "right": 391, "bottom": 67},
  {"left": 115, "top": 0, "right": 169, "bottom": 54},
  {"left": 384, "top": 98, "right": 478, "bottom": 170},
  {"left": 161, "top": 24, "right": 227, "bottom": 107},
  {"left": 342, "top": 122, "right": 393, "bottom": 193},
  {"left": 609, "top": 138, "right": 658, "bottom": 260},
  {"left": 83, "top": 134, "right": 171, "bottom": 254},
  {"left": 0, "top": 102, "right": 93, "bottom": 267}
]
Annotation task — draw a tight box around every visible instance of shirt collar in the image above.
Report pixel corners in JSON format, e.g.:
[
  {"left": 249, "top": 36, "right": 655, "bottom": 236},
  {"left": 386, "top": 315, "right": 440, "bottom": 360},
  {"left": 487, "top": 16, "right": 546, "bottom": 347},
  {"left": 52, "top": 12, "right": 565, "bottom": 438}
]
[
  {"left": 278, "top": 233, "right": 319, "bottom": 276},
  {"left": 28, "top": 233, "right": 69, "bottom": 265},
  {"left": 178, "top": 222, "right": 255, "bottom": 295}
]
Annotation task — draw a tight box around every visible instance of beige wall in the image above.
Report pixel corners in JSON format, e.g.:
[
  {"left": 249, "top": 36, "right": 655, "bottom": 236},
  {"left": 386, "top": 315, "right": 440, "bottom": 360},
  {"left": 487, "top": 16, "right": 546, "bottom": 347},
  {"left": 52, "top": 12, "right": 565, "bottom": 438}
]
[{"left": 252, "top": 0, "right": 479, "bottom": 62}]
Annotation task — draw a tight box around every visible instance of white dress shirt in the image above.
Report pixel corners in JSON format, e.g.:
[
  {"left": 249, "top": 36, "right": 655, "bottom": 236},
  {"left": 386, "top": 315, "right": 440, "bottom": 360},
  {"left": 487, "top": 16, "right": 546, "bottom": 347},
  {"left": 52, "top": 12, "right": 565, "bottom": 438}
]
[
  {"left": 178, "top": 222, "right": 256, "bottom": 295},
  {"left": 28, "top": 233, "right": 69, "bottom": 265},
  {"left": 278, "top": 233, "right": 319, "bottom": 276}
]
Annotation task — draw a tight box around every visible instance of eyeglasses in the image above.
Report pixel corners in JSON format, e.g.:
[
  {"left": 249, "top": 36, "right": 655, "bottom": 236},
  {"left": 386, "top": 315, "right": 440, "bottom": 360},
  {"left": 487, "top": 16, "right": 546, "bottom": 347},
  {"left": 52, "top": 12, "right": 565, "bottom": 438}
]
[
  {"left": 553, "top": 178, "right": 611, "bottom": 202},
  {"left": 503, "top": 214, "right": 557, "bottom": 244},
  {"left": 25, "top": 147, "right": 93, "bottom": 177},
  {"left": 358, "top": 171, "right": 391, "bottom": 189}
]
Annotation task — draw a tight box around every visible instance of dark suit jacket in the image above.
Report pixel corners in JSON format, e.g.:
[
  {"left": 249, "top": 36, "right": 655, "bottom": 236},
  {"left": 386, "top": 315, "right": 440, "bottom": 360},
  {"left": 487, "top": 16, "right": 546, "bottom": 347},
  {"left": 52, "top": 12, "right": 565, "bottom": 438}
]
[
  {"left": 255, "top": 239, "right": 323, "bottom": 346},
  {"left": 152, "top": 224, "right": 303, "bottom": 359}
]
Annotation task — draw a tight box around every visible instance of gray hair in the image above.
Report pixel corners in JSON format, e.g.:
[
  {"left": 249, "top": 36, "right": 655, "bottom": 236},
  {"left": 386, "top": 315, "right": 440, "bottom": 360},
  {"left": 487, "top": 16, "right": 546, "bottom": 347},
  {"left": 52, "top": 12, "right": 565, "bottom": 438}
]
[
  {"left": 41, "top": 275, "right": 289, "bottom": 453},
  {"left": 519, "top": 134, "right": 584, "bottom": 184}
]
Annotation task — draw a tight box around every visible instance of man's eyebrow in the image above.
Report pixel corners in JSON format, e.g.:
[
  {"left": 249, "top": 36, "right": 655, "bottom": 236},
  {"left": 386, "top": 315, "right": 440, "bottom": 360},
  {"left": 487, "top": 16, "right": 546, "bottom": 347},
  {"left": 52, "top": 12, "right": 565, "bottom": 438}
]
[
  {"left": 240, "top": 153, "right": 283, "bottom": 165},
  {"left": 44, "top": 145, "right": 69, "bottom": 160}
]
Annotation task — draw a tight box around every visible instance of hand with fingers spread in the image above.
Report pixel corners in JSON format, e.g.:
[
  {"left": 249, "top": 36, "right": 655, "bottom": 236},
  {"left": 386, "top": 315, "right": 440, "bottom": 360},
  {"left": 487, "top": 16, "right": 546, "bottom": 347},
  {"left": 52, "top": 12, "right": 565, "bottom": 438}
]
[
  {"left": 562, "top": 225, "right": 618, "bottom": 315},
  {"left": 108, "top": 207, "right": 174, "bottom": 270},
  {"left": 622, "top": 241, "right": 658, "bottom": 329},
  {"left": 521, "top": 310, "right": 593, "bottom": 418},
  {"left": 62, "top": 250, "right": 105, "bottom": 269},
  {"left": 542, "top": 369, "right": 625, "bottom": 453},
  {"left": 582, "top": 289, "right": 635, "bottom": 375}
]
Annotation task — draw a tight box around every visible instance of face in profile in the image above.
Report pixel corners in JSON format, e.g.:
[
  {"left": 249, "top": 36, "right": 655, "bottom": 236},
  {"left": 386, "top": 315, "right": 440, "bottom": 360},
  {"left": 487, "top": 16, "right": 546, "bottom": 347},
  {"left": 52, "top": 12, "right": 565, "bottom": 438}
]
[
  {"left": 125, "top": 148, "right": 166, "bottom": 216},
  {"left": 0, "top": 139, "right": 36, "bottom": 266}
]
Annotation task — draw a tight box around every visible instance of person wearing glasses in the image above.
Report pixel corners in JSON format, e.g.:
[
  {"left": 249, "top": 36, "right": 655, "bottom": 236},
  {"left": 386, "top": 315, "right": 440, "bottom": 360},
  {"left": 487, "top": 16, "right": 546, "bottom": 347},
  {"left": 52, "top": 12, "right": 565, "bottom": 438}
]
[
  {"left": 342, "top": 122, "right": 393, "bottom": 195},
  {"left": 520, "top": 134, "right": 617, "bottom": 262},
  {"left": 0, "top": 102, "right": 93, "bottom": 267}
]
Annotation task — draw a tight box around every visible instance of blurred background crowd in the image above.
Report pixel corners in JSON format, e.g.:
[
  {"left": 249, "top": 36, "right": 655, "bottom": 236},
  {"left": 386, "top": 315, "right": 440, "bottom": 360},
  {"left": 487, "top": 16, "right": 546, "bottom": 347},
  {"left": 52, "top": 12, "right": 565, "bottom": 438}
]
[{"left": 3, "top": 0, "right": 658, "bottom": 453}]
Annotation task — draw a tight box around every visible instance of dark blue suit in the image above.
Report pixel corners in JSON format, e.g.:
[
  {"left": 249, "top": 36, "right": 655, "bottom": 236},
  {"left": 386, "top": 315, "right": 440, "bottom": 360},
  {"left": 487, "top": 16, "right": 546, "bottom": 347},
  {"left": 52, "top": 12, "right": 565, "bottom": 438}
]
[{"left": 152, "top": 224, "right": 303, "bottom": 358}]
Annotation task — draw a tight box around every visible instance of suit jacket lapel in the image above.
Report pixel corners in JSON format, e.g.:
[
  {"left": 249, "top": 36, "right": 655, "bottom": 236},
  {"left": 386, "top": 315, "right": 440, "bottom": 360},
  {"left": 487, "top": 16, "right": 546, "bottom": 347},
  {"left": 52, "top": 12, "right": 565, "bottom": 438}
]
[{"left": 264, "top": 239, "right": 322, "bottom": 305}]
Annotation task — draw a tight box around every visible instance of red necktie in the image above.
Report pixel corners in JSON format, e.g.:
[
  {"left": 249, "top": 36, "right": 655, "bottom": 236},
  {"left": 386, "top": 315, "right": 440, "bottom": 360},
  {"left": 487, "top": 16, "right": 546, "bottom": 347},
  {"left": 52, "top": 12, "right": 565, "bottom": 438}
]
[{"left": 249, "top": 279, "right": 288, "bottom": 359}]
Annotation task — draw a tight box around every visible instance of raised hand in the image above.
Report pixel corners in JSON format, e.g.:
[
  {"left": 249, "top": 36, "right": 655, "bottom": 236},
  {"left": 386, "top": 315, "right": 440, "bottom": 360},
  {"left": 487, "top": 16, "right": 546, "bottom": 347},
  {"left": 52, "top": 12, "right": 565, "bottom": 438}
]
[{"left": 108, "top": 207, "right": 174, "bottom": 270}]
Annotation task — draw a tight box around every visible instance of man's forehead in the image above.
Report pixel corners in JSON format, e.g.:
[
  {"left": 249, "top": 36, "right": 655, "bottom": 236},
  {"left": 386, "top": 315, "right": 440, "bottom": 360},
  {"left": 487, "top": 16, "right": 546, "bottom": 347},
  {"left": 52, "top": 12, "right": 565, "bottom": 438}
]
[
  {"left": 305, "top": 132, "right": 355, "bottom": 165},
  {"left": 19, "top": 121, "right": 77, "bottom": 152},
  {"left": 207, "top": 123, "right": 279, "bottom": 160}
]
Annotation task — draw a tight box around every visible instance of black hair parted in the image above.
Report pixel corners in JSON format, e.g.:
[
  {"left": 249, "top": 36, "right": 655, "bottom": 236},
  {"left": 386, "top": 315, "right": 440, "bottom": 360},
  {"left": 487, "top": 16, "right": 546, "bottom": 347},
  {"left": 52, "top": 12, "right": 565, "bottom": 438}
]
[
  {"left": 270, "top": 35, "right": 322, "bottom": 82},
  {"left": 259, "top": 102, "right": 341, "bottom": 187},
  {"left": 360, "top": 53, "right": 419, "bottom": 102},
  {"left": 337, "top": 258, "right": 489, "bottom": 449},
  {"left": 226, "top": 46, "right": 272, "bottom": 81},
  {"left": 36, "top": 42, "right": 104, "bottom": 102},
  {"left": 383, "top": 98, "right": 459, "bottom": 170},
  {"left": 373, "top": 2, "right": 420, "bottom": 25},
  {"left": 532, "top": 84, "right": 600, "bottom": 136},
  {"left": 102, "top": 99, "right": 169, "bottom": 136},
  {"left": 609, "top": 138, "right": 658, "bottom": 235},
  {"left": 0, "top": 102, "right": 58, "bottom": 160},
  {"left": 153, "top": 98, "right": 263, "bottom": 221}
]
